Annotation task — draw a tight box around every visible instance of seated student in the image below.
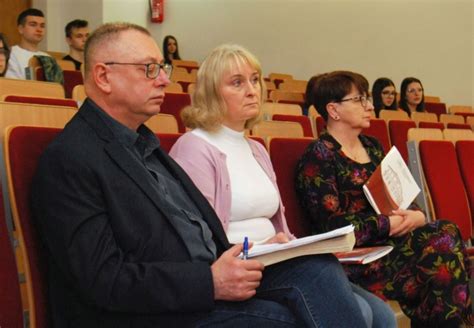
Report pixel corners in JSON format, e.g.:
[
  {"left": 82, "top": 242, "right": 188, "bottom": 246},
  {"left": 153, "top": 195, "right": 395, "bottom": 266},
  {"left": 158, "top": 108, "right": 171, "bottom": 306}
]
[
  {"left": 295, "top": 70, "right": 472, "bottom": 327},
  {"left": 162, "top": 35, "right": 181, "bottom": 65},
  {"left": 5, "top": 8, "right": 49, "bottom": 79},
  {"left": 371, "top": 78, "right": 398, "bottom": 117},
  {"left": 170, "top": 44, "right": 396, "bottom": 328},
  {"left": 31, "top": 23, "right": 371, "bottom": 328},
  {"left": 0, "top": 48, "right": 8, "bottom": 77},
  {"left": 399, "top": 77, "right": 425, "bottom": 115},
  {"left": 63, "top": 19, "right": 89, "bottom": 70}
]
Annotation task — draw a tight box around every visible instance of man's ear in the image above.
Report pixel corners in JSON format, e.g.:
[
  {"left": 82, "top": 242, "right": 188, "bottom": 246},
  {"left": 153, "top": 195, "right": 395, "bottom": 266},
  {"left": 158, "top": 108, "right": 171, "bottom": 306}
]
[
  {"left": 326, "top": 102, "right": 340, "bottom": 120},
  {"left": 93, "top": 63, "right": 112, "bottom": 94}
]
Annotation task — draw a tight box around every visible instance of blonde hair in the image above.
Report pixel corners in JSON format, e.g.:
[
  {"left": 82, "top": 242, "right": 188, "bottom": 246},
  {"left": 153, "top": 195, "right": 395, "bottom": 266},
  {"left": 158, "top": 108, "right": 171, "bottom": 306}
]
[{"left": 181, "top": 44, "right": 266, "bottom": 131}]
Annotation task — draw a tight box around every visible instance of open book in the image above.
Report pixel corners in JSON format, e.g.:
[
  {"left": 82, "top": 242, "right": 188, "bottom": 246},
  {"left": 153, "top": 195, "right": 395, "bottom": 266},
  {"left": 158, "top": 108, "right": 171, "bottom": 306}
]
[
  {"left": 239, "top": 225, "right": 355, "bottom": 266},
  {"left": 335, "top": 246, "right": 393, "bottom": 265},
  {"left": 363, "top": 146, "right": 420, "bottom": 215}
]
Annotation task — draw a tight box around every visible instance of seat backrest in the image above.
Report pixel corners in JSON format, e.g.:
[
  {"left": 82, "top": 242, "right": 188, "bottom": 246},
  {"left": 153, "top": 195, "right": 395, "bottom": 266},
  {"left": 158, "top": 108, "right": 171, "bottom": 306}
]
[
  {"left": 278, "top": 80, "right": 308, "bottom": 93},
  {"left": 159, "top": 93, "right": 191, "bottom": 133},
  {"left": 252, "top": 121, "right": 304, "bottom": 139},
  {"left": 164, "top": 82, "right": 184, "bottom": 94},
  {"left": 388, "top": 120, "right": 417, "bottom": 163},
  {"left": 418, "top": 121, "right": 444, "bottom": 130},
  {"left": 146, "top": 113, "right": 179, "bottom": 133},
  {"left": 62, "top": 70, "right": 84, "bottom": 99},
  {"left": 4, "top": 126, "right": 63, "bottom": 328},
  {"left": 314, "top": 116, "right": 326, "bottom": 137},
  {"left": 2, "top": 94, "right": 78, "bottom": 108},
  {"left": 72, "top": 84, "right": 86, "bottom": 103},
  {"left": 407, "top": 128, "right": 443, "bottom": 142},
  {"left": 410, "top": 111, "right": 438, "bottom": 123},
  {"left": 268, "top": 72, "right": 293, "bottom": 82},
  {"left": 269, "top": 90, "right": 304, "bottom": 103},
  {"left": 449, "top": 105, "right": 472, "bottom": 114},
  {"left": 440, "top": 114, "right": 465, "bottom": 125},
  {"left": 446, "top": 123, "right": 471, "bottom": 130},
  {"left": 272, "top": 114, "right": 314, "bottom": 137},
  {"left": 155, "top": 133, "right": 182, "bottom": 153},
  {"left": 424, "top": 102, "right": 447, "bottom": 118},
  {"left": 0, "top": 78, "right": 65, "bottom": 98},
  {"left": 424, "top": 95, "right": 441, "bottom": 103},
  {"left": 443, "top": 128, "right": 474, "bottom": 143},
  {"left": 269, "top": 137, "right": 313, "bottom": 237},
  {"left": 418, "top": 140, "right": 472, "bottom": 240},
  {"left": 379, "top": 109, "right": 410, "bottom": 122},
  {"left": 362, "top": 119, "right": 391, "bottom": 154},
  {"left": 0, "top": 102, "right": 76, "bottom": 130},
  {"left": 456, "top": 140, "right": 474, "bottom": 220},
  {"left": 261, "top": 102, "right": 302, "bottom": 117},
  {"left": 0, "top": 177, "right": 23, "bottom": 327}
]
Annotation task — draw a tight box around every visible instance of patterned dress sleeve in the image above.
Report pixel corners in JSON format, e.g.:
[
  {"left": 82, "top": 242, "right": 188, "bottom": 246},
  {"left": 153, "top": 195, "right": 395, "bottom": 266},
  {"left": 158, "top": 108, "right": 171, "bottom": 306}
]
[{"left": 295, "top": 136, "right": 391, "bottom": 246}]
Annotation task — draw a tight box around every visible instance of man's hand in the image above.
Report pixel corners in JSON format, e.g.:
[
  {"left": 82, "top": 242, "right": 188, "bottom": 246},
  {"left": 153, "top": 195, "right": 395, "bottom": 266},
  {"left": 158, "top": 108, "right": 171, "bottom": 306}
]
[{"left": 211, "top": 244, "right": 264, "bottom": 301}]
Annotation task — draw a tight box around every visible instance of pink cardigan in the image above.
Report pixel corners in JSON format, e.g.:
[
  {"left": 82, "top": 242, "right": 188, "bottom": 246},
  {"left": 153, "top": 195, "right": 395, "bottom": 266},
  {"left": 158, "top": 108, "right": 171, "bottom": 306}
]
[{"left": 169, "top": 132, "right": 294, "bottom": 240}]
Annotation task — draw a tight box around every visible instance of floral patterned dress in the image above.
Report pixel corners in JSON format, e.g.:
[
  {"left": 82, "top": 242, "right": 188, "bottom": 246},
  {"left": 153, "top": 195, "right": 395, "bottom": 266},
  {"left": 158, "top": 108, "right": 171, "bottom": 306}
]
[{"left": 295, "top": 132, "right": 472, "bottom": 326}]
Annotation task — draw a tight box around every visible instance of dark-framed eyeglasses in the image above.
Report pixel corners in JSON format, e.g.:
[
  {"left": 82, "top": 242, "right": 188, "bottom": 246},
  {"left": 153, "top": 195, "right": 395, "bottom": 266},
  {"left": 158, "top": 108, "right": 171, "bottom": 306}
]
[
  {"left": 337, "top": 95, "right": 372, "bottom": 108},
  {"left": 104, "top": 62, "right": 173, "bottom": 79}
]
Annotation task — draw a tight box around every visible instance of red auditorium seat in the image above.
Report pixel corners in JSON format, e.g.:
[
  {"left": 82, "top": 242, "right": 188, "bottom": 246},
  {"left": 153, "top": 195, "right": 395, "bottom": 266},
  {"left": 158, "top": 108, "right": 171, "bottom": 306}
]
[
  {"left": 424, "top": 102, "right": 447, "bottom": 118},
  {"left": 3, "top": 95, "right": 78, "bottom": 108},
  {"left": 456, "top": 140, "right": 474, "bottom": 221},
  {"left": 418, "top": 121, "right": 444, "bottom": 130},
  {"left": 0, "top": 180, "right": 23, "bottom": 327},
  {"left": 362, "top": 119, "right": 391, "bottom": 154},
  {"left": 155, "top": 133, "right": 182, "bottom": 153},
  {"left": 454, "top": 112, "right": 474, "bottom": 122},
  {"left": 269, "top": 138, "right": 313, "bottom": 237},
  {"left": 5, "top": 126, "right": 63, "bottom": 328},
  {"left": 272, "top": 114, "right": 314, "bottom": 137},
  {"left": 37, "top": 68, "right": 84, "bottom": 99},
  {"left": 160, "top": 93, "right": 191, "bottom": 133},
  {"left": 446, "top": 123, "right": 471, "bottom": 130},
  {"left": 418, "top": 140, "right": 472, "bottom": 241},
  {"left": 248, "top": 136, "right": 266, "bottom": 148},
  {"left": 388, "top": 120, "right": 416, "bottom": 163},
  {"left": 315, "top": 116, "right": 326, "bottom": 137}
]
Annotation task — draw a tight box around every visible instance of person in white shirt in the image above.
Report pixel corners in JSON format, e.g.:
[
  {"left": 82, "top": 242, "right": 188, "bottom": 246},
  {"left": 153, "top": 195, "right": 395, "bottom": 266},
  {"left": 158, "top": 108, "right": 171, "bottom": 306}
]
[{"left": 5, "top": 8, "right": 49, "bottom": 79}]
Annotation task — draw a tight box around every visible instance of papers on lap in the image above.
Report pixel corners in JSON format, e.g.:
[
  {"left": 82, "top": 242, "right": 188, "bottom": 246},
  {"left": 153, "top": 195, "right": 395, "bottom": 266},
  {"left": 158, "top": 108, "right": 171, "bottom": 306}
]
[
  {"left": 239, "top": 225, "right": 356, "bottom": 266},
  {"left": 363, "top": 146, "right": 420, "bottom": 215},
  {"left": 335, "top": 246, "right": 393, "bottom": 265}
]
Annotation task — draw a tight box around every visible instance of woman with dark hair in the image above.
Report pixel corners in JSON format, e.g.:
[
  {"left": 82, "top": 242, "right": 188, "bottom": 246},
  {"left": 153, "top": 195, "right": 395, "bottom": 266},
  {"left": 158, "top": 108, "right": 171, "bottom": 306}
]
[
  {"left": 0, "top": 33, "right": 10, "bottom": 77},
  {"left": 399, "top": 77, "right": 425, "bottom": 115},
  {"left": 295, "top": 70, "right": 472, "bottom": 327},
  {"left": 371, "top": 78, "right": 397, "bottom": 117},
  {"left": 162, "top": 35, "right": 181, "bottom": 65}
]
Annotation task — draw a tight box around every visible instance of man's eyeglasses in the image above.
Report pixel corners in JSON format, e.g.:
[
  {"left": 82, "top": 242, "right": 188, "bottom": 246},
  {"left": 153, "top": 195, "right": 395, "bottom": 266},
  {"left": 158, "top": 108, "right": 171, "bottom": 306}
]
[
  {"left": 381, "top": 91, "right": 397, "bottom": 97},
  {"left": 104, "top": 62, "right": 173, "bottom": 79},
  {"left": 337, "top": 95, "right": 372, "bottom": 108}
]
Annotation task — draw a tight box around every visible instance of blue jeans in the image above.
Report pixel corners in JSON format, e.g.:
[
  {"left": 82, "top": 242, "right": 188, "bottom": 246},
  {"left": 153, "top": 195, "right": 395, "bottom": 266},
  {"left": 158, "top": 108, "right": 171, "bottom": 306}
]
[
  {"left": 197, "top": 254, "right": 389, "bottom": 327},
  {"left": 352, "top": 283, "right": 397, "bottom": 328}
]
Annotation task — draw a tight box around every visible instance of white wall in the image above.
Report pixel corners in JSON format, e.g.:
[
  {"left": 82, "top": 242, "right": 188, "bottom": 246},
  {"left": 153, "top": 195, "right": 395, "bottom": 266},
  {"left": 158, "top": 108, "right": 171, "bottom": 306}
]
[{"left": 36, "top": 0, "right": 473, "bottom": 106}]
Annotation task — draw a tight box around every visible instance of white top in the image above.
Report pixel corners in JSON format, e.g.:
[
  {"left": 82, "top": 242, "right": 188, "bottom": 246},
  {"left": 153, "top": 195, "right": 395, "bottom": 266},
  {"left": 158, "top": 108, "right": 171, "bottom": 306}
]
[
  {"left": 192, "top": 127, "right": 279, "bottom": 244},
  {"left": 5, "top": 45, "right": 49, "bottom": 79}
]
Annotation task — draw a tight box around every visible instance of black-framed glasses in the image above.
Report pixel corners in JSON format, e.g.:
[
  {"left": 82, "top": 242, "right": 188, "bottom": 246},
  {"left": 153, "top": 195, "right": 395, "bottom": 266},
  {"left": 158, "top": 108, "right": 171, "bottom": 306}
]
[
  {"left": 104, "top": 62, "right": 173, "bottom": 79},
  {"left": 337, "top": 95, "right": 372, "bottom": 108}
]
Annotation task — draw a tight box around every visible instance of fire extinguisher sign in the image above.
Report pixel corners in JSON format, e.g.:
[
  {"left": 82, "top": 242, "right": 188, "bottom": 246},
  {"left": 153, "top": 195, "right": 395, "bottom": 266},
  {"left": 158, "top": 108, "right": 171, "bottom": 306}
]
[{"left": 150, "top": 0, "right": 164, "bottom": 23}]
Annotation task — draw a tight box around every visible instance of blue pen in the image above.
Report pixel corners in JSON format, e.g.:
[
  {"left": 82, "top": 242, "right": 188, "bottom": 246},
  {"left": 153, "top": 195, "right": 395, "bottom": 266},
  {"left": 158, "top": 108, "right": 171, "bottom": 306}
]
[{"left": 243, "top": 236, "right": 249, "bottom": 260}]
